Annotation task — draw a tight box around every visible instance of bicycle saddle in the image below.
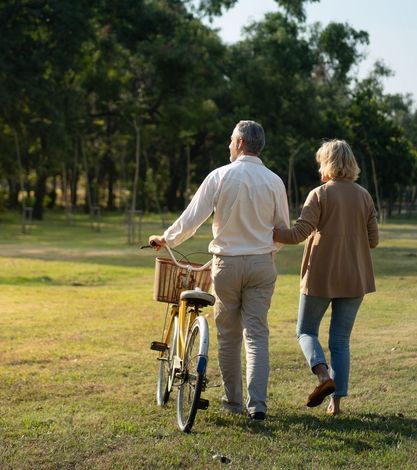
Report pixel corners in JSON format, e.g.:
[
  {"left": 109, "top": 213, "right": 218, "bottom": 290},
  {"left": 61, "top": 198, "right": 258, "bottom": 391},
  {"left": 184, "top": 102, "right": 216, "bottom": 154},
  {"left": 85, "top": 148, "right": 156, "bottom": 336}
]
[{"left": 180, "top": 289, "right": 215, "bottom": 306}]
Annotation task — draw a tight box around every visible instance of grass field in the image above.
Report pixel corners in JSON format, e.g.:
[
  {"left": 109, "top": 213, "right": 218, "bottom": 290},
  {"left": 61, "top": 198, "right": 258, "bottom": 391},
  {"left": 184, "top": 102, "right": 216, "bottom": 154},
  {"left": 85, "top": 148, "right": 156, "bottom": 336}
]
[{"left": 0, "top": 210, "right": 416, "bottom": 469}]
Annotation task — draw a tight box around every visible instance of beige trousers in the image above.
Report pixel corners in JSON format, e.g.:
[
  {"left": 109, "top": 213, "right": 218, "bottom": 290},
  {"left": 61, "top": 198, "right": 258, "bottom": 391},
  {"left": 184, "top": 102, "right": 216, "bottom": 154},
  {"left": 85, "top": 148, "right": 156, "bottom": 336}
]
[{"left": 212, "top": 253, "right": 277, "bottom": 415}]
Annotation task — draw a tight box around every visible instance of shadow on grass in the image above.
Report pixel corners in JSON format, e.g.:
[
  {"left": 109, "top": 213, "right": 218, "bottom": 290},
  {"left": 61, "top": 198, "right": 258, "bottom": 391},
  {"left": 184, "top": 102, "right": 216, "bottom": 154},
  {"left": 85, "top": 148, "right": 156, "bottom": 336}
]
[{"left": 207, "top": 411, "right": 417, "bottom": 450}]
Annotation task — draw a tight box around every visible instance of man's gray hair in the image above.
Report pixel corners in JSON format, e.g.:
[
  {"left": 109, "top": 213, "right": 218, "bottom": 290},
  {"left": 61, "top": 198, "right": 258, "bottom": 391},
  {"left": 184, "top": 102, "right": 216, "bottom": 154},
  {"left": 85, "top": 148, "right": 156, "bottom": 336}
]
[{"left": 235, "top": 120, "right": 265, "bottom": 155}]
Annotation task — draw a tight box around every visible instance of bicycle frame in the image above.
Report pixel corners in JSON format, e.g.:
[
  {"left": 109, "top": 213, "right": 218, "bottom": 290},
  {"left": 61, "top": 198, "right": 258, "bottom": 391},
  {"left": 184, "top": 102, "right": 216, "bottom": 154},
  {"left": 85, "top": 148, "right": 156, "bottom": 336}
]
[{"left": 162, "top": 283, "right": 203, "bottom": 371}]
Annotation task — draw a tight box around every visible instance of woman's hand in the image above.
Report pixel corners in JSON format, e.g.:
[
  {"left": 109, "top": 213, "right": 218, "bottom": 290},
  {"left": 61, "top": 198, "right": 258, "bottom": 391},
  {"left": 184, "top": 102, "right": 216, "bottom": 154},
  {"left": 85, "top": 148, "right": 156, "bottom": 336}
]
[{"left": 273, "top": 227, "right": 281, "bottom": 243}]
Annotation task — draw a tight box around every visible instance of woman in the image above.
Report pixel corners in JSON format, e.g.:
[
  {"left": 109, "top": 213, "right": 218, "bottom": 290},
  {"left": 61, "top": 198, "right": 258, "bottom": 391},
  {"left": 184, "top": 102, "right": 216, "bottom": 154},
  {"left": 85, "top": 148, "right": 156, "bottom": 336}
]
[{"left": 274, "top": 140, "right": 379, "bottom": 415}]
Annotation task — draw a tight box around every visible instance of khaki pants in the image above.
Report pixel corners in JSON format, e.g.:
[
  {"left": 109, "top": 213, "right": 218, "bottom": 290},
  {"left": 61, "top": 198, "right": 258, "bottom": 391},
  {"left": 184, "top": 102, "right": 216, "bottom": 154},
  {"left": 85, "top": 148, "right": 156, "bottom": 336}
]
[{"left": 212, "top": 253, "right": 277, "bottom": 415}]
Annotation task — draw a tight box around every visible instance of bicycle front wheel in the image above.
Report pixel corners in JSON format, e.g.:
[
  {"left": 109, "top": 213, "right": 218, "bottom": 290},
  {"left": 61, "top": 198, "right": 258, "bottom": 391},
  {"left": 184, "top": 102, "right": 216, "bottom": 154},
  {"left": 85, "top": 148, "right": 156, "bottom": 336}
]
[
  {"left": 177, "top": 316, "right": 209, "bottom": 433},
  {"left": 157, "top": 314, "right": 177, "bottom": 406}
]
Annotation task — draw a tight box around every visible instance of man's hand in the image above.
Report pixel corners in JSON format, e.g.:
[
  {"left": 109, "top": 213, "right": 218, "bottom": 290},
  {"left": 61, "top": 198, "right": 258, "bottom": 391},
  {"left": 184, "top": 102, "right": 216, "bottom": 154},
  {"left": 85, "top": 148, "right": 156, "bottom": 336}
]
[{"left": 148, "top": 235, "right": 166, "bottom": 251}]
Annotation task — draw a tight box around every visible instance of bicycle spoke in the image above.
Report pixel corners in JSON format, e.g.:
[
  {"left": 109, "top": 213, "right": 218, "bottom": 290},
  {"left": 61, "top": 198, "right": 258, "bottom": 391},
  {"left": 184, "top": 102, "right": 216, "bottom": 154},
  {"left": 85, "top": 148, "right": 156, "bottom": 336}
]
[
  {"left": 177, "top": 318, "right": 208, "bottom": 432},
  {"left": 156, "top": 315, "right": 177, "bottom": 406}
]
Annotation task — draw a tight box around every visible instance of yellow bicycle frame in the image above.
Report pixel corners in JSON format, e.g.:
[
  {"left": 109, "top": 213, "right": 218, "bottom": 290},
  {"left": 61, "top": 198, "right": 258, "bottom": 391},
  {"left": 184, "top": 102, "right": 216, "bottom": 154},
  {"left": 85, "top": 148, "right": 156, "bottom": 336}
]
[
  {"left": 161, "top": 299, "right": 198, "bottom": 362},
  {"left": 177, "top": 299, "right": 198, "bottom": 358}
]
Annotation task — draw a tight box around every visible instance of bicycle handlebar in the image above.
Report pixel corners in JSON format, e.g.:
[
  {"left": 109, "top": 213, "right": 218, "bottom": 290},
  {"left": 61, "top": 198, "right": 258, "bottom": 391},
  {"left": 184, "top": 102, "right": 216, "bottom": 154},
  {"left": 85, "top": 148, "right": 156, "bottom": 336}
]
[{"left": 140, "top": 244, "right": 212, "bottom": 271}]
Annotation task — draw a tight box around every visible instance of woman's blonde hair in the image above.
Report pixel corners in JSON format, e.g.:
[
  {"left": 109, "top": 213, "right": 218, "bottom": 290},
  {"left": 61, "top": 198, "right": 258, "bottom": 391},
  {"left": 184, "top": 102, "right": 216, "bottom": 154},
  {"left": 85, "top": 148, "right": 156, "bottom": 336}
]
[{"left": 316, "top": 139, "right": 360, "bottom": 181}]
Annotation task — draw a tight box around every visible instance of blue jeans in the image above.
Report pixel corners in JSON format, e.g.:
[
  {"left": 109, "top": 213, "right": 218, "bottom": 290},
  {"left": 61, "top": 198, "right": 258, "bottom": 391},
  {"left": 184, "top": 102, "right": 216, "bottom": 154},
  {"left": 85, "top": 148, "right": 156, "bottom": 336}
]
[{"left": 297, "top": 294, "right": 363, "bottom": 397}]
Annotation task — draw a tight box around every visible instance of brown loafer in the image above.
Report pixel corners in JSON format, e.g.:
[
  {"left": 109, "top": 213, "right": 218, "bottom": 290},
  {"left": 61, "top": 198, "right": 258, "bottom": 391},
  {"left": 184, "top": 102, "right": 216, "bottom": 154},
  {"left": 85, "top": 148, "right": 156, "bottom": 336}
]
[{"left": 306, "top": 379, "right": 336, "bottom": 407}]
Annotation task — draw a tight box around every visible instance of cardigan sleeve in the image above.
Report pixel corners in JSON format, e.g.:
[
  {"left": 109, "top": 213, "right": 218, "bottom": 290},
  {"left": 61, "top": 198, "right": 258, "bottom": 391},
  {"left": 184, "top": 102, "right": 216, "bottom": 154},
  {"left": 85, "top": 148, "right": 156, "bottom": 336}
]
[
  {"left": 273, "top": 188, "right": 321, "bottom": 245},
  {"left": 367, "top": 200, "right": 379, "bottom": 249}
]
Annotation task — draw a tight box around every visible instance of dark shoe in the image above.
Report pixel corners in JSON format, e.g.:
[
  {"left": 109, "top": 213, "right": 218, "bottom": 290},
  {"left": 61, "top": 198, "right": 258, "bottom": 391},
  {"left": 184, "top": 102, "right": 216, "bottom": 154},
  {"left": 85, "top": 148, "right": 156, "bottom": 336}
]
[
  {"left": 248, "top": 412, "right": 266, "bottom": 422},
  {"left": 306, "top": 379, "right": 336, "bottom": 407}
]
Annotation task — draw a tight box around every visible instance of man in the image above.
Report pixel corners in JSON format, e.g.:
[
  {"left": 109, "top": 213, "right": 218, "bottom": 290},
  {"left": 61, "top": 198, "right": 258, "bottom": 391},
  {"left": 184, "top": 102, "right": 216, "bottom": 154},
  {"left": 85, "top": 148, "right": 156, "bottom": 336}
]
[{"left": 149, "top": 120, "right": 289, "bottom": 421}]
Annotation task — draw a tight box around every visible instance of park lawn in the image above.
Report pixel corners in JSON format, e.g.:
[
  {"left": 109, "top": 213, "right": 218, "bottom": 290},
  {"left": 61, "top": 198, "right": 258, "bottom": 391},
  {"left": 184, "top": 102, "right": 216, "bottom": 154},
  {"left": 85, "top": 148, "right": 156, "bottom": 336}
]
[{"left": 0, "top": 211, "right": 416, "bottom": 469}]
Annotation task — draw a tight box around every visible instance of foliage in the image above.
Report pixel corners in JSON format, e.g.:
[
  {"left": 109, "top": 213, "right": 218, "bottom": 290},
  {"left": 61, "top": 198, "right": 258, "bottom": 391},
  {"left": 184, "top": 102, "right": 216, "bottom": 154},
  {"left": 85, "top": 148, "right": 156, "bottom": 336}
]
[
  {"left": 345, "top": 67, "right": 416, "bottom": 214},
  {"left": 0, "top": 0, "right": 416, "bottom": 218}
]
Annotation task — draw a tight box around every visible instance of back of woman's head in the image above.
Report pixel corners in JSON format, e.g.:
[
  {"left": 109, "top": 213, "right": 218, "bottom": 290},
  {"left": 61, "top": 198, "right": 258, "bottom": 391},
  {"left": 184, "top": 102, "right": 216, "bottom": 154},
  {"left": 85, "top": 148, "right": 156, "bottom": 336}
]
[{"left": 316, "top": 140, "right": 360, "bottom": 181}]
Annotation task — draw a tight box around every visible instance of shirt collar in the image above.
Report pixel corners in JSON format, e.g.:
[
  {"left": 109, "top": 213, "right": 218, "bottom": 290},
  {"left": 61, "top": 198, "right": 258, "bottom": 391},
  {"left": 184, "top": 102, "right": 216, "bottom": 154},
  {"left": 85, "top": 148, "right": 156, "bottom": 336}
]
[{"left": 236, "top": 155, "right": 263, "bottom": 165}]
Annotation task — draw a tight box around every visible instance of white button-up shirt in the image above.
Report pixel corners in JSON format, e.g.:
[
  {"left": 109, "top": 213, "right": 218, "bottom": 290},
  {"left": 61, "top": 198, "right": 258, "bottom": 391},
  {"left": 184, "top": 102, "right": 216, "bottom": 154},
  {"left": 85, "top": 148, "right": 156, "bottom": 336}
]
[{"left": 164, "top": 155, "right": 290, "bottom": 256}]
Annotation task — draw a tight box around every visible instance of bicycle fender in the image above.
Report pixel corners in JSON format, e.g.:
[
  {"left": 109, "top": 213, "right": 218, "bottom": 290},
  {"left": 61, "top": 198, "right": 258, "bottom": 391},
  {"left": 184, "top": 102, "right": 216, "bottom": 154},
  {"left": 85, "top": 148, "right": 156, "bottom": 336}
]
[
  {"left": 197, "top": 356, "right": 207, "bottom": 374},
  {"left": 192, "top": 316, "right": 209, "bottom": 374}
]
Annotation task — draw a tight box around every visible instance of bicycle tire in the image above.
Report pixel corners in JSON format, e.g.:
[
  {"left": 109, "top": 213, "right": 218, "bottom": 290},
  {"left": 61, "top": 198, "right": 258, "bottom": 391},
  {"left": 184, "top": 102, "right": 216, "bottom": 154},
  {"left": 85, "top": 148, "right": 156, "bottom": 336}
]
[
  {"left": 156, "top": 315, "right": 177, "bottom": 406},
  {"left": 177, "top": 316, "right": 209, "bottom": 432}
]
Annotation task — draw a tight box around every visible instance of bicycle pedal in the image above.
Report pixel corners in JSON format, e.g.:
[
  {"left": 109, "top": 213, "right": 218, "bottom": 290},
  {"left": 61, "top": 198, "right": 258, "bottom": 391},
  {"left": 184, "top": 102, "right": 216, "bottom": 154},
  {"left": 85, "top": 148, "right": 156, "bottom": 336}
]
[
  {"left": 197, "top": 398, "right": 210, "bottom": 410},
  {"left": 150, "top": 341, "right": 168, "bottom": 352}
]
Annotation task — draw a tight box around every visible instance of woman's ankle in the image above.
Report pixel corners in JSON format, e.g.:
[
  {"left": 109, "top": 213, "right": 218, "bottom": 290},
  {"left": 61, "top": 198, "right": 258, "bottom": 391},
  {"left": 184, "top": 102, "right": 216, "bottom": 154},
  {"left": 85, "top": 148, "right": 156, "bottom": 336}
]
[
  {"left": 312, "top": 363, "right": 330, "bottom": 384},
  {"left": 327, "top": 397, "right": 341, "bottom": 415}
]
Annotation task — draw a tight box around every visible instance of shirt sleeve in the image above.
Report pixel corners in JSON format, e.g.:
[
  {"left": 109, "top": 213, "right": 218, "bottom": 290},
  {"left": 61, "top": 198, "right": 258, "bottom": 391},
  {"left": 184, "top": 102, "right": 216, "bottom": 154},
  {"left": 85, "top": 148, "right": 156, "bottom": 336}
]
[
  {"left": 274, "top": 188, "right": 320, "bottom": 245},
  {"left": 163, "top": 172, "right": 217, "bottom": 248}
]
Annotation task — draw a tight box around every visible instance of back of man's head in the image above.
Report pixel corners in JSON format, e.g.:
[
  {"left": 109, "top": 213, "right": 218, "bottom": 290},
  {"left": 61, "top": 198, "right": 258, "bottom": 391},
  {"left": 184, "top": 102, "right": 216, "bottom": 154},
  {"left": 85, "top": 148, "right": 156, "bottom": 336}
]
[{"left": 235, "top": 120, "right": 265, "bottom": 156}]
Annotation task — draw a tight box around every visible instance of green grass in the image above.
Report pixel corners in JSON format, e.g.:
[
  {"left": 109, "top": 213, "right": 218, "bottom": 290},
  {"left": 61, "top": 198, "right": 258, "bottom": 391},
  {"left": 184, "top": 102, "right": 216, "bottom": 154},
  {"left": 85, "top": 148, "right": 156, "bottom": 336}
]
[{"left": 0, "top": 210, "right": 416, "bottom": 469}]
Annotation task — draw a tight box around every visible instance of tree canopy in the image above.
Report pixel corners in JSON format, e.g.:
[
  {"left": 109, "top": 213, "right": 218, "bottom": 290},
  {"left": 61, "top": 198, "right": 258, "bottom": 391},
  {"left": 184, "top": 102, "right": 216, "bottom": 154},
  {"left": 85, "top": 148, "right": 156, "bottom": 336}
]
[{"left": 0, "top": 0, "right": 415, "bottom": 219}]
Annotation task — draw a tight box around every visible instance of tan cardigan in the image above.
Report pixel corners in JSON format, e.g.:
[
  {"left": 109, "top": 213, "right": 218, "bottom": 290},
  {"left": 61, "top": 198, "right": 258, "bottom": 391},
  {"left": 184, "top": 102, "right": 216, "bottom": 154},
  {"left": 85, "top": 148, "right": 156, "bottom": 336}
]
[{"left": 274, "top": 179, "right": 379, "bottom": 298}]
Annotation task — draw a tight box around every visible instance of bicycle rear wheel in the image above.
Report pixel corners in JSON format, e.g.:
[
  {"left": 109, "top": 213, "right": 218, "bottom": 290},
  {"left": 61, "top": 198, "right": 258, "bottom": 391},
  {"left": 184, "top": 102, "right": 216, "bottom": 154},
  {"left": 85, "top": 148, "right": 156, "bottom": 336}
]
[
  {"left": 177, "top": 316, "right": 209, "bottom": 432},
  {"left": 157, "top": 315, "right": 177, "bottom": 406}
]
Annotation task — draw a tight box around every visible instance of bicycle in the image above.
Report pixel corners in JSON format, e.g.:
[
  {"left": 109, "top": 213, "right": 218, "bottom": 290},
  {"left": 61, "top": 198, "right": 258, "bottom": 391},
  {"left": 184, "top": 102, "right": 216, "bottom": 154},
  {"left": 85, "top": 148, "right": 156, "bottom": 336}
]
[{"left": 142, "top": 244, "right": 215, "bottom": 433}]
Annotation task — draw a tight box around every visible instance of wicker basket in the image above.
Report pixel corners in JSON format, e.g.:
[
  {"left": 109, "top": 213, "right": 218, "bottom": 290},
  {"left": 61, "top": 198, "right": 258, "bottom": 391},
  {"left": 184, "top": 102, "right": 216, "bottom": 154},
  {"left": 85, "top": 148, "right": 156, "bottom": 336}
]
[{"left": 153, "top": 257, "right": 212, "bottom": 303}]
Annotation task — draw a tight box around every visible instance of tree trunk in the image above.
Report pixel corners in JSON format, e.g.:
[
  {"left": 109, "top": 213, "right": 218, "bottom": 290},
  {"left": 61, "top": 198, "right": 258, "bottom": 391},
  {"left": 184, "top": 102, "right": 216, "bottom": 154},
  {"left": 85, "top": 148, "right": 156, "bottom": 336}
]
[
  {"left": 287, "top": 154, "right": 293, "bottom": 213},
  {"left": 13, "top": 129, "right": 25, "bottom": 209},
  {"left": 7, "top": 177, "right": 19, "bottom": 208},
  {"left": 81, "top": 137, "right": 93, "bottom": 213},
  {"left": 144, "top": 149, "right": 162, "bottom": 214},
  {"left": 33, "top": 171, "right": 47, "bottom": 220},
  {"left": 105, "top": 154, "right": 116, "bottom": 210},
  {"left": 359, "top": 153, "right": 369, "bottom": 189},
  {"left": 131, "top": 121, "right": 140, "bottom": 213},
  {"left": 71, "top": 138, "right": 79, "bottom": 208},
  {"left": 47, "top": 175, "right": 57, "bottom": 209},
  {"left": 370, "top": 155, "right": 382, "bottom": 222},
  {"left": 166, "top": 148, "right": 183, "bottom": 211},
  {"left": 84, "top": 172, "right": 94, "bottom": 213},
  {"left": 105, "top": 116, "right": 115, "bottom": 210},
  {"left": 128, "top": 120, "right": 141, "bottom": 244},
  {"left": 61, "top": 164, "right": 67, "bottom": 209},
  {"left": 387, "top": 194, "right": 393, "bottom": 217},
  {"left": 33, "top": 135, "right": 49, "bottom": 220},
  {"left": 292, "top": 163, "right": 299, "bottom": 213},
  {"left": 287, "top": 144, "right": 303, "bottom": 216},
  {"left": 185, "top": 145, "right": 191, "bottom": 209},
  {"left": 71, "top": 170, "right": 79, "bottom": 208},
  {"left": 398, "top": 186, "right": 402, "bottom": 215},
  {"left": 120, "top": 150, "right": 127, "bottom": 211}
]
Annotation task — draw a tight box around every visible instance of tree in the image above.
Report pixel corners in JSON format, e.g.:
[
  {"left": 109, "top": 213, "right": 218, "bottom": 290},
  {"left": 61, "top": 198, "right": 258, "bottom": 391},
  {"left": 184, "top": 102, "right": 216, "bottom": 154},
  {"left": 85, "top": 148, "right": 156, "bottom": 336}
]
[
  {"left": 0, "top": 0, "right": 96, "bottom": 218},
  {"left": 347, "top": 67, "right": 416, "bottom": 217},
  {"left": 1, "top": 0, "right": 415, "bottom": 220}
]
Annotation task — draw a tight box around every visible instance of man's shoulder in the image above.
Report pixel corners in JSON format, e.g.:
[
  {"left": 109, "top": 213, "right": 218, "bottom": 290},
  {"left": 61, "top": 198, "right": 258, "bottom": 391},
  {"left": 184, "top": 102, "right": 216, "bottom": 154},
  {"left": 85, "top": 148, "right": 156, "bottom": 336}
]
[
  {"left": 263, "top": 165, "right": 284, "bottom": 180},
  {"left": 259, "top": 165, "right": 286, "bottom": 189},
  {"left": 207, "top": 163, "right": 233, "bottom": 179},
  {"left": 210, "top": 160, "right": 285, "bottom": 186}
]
